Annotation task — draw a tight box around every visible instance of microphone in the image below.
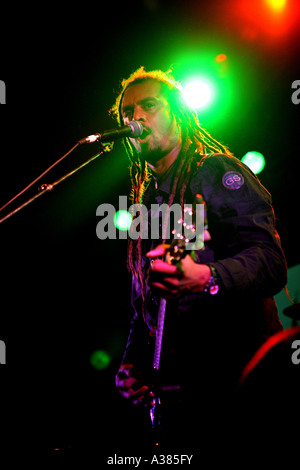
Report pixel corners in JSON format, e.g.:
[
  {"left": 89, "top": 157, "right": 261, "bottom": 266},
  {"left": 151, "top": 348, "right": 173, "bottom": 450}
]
[{"left": 78, "top": 120, "right": 143, "bottom": 145}]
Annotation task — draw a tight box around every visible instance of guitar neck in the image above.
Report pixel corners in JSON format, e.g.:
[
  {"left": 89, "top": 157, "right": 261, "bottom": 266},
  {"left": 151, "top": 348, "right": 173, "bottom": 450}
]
[
  {"left": 153, "top": 297, "right": 167, "bottom": 371},
  {"left": 151, "top": 195, "right": 206, "bottom": 372}
]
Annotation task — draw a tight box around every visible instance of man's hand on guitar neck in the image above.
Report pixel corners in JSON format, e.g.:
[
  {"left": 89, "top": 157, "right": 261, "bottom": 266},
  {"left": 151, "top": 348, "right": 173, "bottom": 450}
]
[
  {"left": 146, "top": 244, "right": 211, "bottom": 299},
  {"left": 115, "top": 364, "right": 155, "bottom": 406}
]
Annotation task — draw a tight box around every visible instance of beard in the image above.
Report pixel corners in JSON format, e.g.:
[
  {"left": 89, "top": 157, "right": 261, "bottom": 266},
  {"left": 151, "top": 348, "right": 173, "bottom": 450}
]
[{"left": 130, "top": 132, "right": 179, "bottom": 165}]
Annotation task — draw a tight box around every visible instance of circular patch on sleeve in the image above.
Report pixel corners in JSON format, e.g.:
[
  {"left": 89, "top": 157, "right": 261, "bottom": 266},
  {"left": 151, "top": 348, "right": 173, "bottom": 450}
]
[{"left": 222, "top": 171, "right": 244, "bottom": 190}]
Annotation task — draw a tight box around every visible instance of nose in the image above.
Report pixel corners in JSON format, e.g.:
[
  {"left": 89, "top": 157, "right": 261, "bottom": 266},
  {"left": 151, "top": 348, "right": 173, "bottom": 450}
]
[{"left": 133, "top": 105, "right": 145, "bottom": 123}]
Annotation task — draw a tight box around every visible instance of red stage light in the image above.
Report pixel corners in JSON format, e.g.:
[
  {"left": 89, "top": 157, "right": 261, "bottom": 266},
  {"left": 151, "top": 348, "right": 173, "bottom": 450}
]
[
  {"left": 265, "top": 0, "right": 287, "bottom": 14},
  {"left": 236, "top": 0, "right": 300, "bottom": 39}
]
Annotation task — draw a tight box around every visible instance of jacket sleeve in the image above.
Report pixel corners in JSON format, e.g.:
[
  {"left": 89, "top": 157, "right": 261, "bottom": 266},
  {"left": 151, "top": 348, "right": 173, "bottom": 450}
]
[{"left": 197, "top": 154, "right": 287, "bottom": 298}]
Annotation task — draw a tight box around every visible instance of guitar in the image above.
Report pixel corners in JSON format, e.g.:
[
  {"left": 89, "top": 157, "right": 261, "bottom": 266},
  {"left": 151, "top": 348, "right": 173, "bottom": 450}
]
[{"left": 149, "top": 194, "right": 209, "bottom": 446}]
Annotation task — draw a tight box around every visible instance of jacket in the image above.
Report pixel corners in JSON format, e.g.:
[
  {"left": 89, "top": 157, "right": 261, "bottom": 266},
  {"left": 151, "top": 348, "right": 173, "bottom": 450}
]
[{"left": 121, "top": 153, "right": 287, "bottom": 391}]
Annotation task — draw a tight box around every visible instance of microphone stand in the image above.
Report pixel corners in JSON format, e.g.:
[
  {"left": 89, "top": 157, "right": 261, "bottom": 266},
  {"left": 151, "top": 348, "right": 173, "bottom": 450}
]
[{"left": 0, "top": 141, "right": 113, "bottom": 224}]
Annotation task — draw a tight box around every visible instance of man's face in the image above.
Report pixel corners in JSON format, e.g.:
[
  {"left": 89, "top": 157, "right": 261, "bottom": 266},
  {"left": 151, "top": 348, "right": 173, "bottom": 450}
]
[{"left": 121, "top": 80, "right": 181, "bottom": 163}]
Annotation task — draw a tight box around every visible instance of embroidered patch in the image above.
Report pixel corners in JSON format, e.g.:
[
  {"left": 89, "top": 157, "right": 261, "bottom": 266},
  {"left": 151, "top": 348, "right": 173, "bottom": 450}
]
[{"left": 222, "top": 171, "right": 244, "bottom": 190}]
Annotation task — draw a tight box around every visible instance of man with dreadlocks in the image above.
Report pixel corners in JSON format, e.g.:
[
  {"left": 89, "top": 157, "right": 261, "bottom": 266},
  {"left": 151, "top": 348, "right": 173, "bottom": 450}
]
[{"left": 113, "top": 67, "right": 287, "bottom": 451}]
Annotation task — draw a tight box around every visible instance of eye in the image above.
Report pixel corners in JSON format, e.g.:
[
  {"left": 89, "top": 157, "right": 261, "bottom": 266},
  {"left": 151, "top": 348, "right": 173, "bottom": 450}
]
[
  {"left": 144, "top": 102, "right": 155, "bottom": 111},
  {"left": 122, "top": 110, "right": 133, "bottom": 121}
]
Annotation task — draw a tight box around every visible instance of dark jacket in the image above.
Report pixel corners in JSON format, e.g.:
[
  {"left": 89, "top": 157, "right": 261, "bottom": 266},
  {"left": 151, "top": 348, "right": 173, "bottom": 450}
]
[{"left": 121, "top": 153, "right": 287, "bottom": 392}]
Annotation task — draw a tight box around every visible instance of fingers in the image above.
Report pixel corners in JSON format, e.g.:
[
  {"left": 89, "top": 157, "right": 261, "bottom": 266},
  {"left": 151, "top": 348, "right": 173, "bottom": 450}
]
[
  {"left": 149, "top": 274, "right": 181, "bottom": 295},
  {"left": 116, "top": 375, "right": 138, "bottom": 391},
  {"left": 115, "top": 364, "right": 135, "bottom": 389},
  {"left": 115, "top": 366, "right": 154, "bottom": 406},
  {"left": 129, "top": 386, "right": 155, "bottom": 406},
  {"left": 147, "top": 259, "right": 182, "bottom": 298},
  {"left": 147, "top": 254, "right": 204, "bottom": 298},
  {"left": 146, "top": 244, "right": 170, "bottom": 258},
  {"left": 149, "top": 259, "right": 180, "bottom": 275},
  {"left": 122, "top": 383, "right": 154, "bottom": 407}
]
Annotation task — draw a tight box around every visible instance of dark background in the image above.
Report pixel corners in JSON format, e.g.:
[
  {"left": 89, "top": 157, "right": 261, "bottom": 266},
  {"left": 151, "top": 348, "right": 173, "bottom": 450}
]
[{"left": 0, "top": 0, "right": 299, "bottom": 462}]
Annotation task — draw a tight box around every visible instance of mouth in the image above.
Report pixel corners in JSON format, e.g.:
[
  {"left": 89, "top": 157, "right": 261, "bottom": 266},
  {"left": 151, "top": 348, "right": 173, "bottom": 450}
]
[{"left": 138, "top": 127, "right": 151, "bottom": 142}]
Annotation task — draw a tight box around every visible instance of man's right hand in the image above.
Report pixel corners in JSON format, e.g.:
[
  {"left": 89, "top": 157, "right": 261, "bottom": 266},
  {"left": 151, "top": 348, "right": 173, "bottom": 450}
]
[{"left": 115, "top": 364, "right": 154, "bottom": 406}]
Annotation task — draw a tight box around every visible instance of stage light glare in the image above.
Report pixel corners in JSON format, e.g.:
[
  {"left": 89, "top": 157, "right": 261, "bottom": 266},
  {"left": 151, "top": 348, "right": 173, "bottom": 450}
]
[
  {"left": 265, "top": 0, "right": 286, "bottom": 13},
  {"left": 114, "top": 210, "right": 132, "bottom": 231},
  {"left": 183, "top": 80, "right": 214, "bottom": 110},
  {"left": 241, "top": 151, "right": 266, "bottom": 175},
  {"left": 215, "top": 54, "right": 227, "bottom": 63}
]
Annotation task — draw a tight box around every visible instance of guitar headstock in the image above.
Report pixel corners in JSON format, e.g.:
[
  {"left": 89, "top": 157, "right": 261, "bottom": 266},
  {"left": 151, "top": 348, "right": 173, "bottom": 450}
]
[
  {"left": 166, "top": 194, "right": 209, "bottom": 265},
  {"left": 167, "top": 238, "right": 186, "bottom": 265}
]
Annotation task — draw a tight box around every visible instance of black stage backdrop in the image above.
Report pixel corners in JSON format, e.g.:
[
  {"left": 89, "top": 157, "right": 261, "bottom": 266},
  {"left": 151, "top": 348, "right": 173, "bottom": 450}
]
[{"left": 1, "top": 0, "right": 299, "bottom": 464}]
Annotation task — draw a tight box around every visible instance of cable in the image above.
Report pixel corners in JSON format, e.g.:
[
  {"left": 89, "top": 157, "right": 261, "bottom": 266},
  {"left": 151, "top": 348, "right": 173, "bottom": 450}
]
[{"left": 0, "top": 142, "right": 80, "bottom": 213}]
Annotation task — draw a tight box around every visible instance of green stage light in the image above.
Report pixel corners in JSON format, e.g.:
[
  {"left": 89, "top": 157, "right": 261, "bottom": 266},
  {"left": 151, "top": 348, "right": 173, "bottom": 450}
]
[
  {"left": 90, "top": 350, "right": 112, "bottom": 370},
  {"left": 114, "top": 210, "right": 132, "bottom": 231},
  {"left": 241, "top": 151, "right": 266, "bottom": 174},
  {"left": 183, "top": 79, "right": 214, "bottom": 110}
]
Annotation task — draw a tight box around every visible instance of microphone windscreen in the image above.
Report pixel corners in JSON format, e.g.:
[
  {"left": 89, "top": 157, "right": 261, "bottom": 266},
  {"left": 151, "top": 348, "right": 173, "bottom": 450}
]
[{"left": 128, "top": 120, "right": 143, "bottom": 138}]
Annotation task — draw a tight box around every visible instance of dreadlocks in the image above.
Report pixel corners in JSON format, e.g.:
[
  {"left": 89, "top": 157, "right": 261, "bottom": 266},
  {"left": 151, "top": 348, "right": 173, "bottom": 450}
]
[{"left": 109, "top": 66, "right": 232, "bottom": 308}]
